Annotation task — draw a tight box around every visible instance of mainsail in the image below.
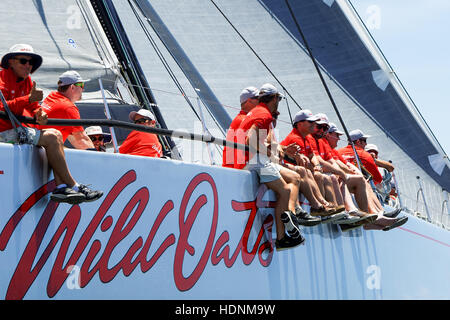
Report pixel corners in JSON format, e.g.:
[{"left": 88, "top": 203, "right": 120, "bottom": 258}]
[{"left": 110, "top": 0, "right": 449, "bottom": 227}]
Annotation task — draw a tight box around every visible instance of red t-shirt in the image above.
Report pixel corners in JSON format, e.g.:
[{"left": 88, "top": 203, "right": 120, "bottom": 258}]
[
  {"left": 0, "top": 68, "right": 39, "bottom": 132},
  {"left": 222, "top": 110, "right": 247, "bottom": 168},
  {"left": 318, "top": 138, "right": 335, "bottom": 161},
  {"left": 119, "top": 130, "right": 162, "bottom": 158},
  {"left": 234, "top": 103, "right": 273, "bottom": 169},
  {"left": 330, "top": 147, "right": 347, "bottom": 163},
  {"left": 337, "top": 144, "right": 382, "bottom": 184},
  {"left": 280, "top": 127, "right": 314, "bottom": 165},
  {"left": 40, "top": 91, "right": 84, "bottom": 142},
  {"left": 307, "top": 135, "right": 333, "bottom": 161}
]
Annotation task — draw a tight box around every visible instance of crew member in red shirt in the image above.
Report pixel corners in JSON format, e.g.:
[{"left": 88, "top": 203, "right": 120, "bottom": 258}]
[
  {"left": 280, "top": 110, "right": 345, "bottom": 222},
  {"left": 120, "top": 109, "right": 162, "bottom": 158},
  {"left": 280, "top": 110, "right": 344, "bottom": 221},
  {"left": 0, "top": 43, "right": 43, "bottom": 131},
  {"left": 336, "top": 129, "right": 407, "bottom": 230},
  {"left": 237, "top": 83, "right": 304, "bottom": 250},
  {"left": 308, "top": 113, "right": 347, "bottom": 212},
  {"left": 222, "top": 86, "right": 259, "bottom": 168},
  {"left": 41, "top": 70, "right": 95, "bottom": 149},
  {"left": 0, "top": 44, "right": 102, "bottom": 204},
  {"left": 365, "top": 143, "right": 395, "bottom": 173},
  {"left": 322, "top": 123, "right": 379, "bottom": 228},
  {"left": 337, "top": 129, "right": 383, "bottom": 185}
]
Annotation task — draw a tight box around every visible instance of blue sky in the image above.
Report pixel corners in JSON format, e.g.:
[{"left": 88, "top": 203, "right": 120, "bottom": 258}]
[{"left": 351, "top": 0, "right": 450, "bottom": 156}]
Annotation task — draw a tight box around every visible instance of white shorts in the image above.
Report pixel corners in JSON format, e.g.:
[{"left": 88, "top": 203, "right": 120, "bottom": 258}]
[
  {"left": 0, "top": 127, "right": 41, "bottom": 145},
  {"left": 244, "top": 154, "right": 282, "bottom": 183}
]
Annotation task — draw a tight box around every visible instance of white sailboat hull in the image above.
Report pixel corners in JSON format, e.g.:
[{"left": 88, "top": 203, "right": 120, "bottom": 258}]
[{"left": 0, "top": 144, "right": 448, "bottom": 299}]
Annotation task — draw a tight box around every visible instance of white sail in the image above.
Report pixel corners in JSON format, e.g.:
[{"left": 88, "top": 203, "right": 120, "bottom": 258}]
[{"left": 110, "top": 0, "right": 449, "bottom": 228}]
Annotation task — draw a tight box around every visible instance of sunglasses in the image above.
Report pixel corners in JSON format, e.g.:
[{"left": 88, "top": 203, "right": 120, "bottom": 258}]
[
  {"left": 135, "top": 118, "right": 151, "bottom": 124},
  {"left": 13, "top": 57, "right": 35, "bottom": 66},
  {"left": 317, "top": 124, "right": 330, "bottom": 131},
  {"left": 328, "top": 132, "right": 340, "bottom": 139},
  {"left": 73, "top": 82, "right": 85, "bottom": 89},
  {"left": 90, "top": 135, "right": 104, "bottom": 142}
]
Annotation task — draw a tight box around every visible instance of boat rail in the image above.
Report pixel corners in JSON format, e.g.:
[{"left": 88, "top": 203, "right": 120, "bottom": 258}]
[{"left": 1, "top": 109, "right": 448, "bottom": 231}]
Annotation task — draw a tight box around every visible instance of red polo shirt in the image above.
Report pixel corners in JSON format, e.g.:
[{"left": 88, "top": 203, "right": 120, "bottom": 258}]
[
  {"left": 119, "top": 130, "right": 162, "bottom": 158},
  {"left": 280, "top": 127, "right": 314, "bottom": 165},
  {"left": 0, "top": 68, "right": 39, "bottom": 132},
  {"left": 40, "top": 91, "right": 84, "bottom": 142},
  {"left": 222, "top": 110, "right": 247, "bottom": 168},
  {"left": 280, "top": 128, "right": 314, "bottom": 157},
  {"left": 234, "top": 103, "right": 273, "bottom": 169},
  {"left": 338, "top": 144, "right": 382, "bottom": 184},
  {"left": 330, "top": 147, "right": 347, "bottom": 163},
  {"left": 307, "top": 135, "right": 333, "bottom": 161}
]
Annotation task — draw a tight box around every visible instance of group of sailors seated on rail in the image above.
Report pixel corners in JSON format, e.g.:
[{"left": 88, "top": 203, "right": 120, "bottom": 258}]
[
  {"left": 221, "top": 83, "right": 407, "bottom": 250},
  {"left": 0, "top": 44, "right": 406, "bottom": 251},
  {"left": 0, "top": 44, "right": 164, "bottom": 205}
]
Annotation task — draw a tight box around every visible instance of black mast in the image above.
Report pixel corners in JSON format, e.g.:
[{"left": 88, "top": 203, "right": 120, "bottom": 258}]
[{"left": 89, "top": 0, "right": 177, "bottom": 157}]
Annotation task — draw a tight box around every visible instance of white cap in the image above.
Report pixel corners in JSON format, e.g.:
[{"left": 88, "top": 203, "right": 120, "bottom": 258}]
[
  {"left": 349, "top": 129, "right": 371, "bottom": 142},
  {"left": 315, "top": 113, "right": 329, "bottom": 125},
  {"left": 328, "top": 122, "right": 344, "bottom": 135},
  {"left": 1, "top": 44, "right": 43, "bottom": 73},
  {"left": 293, "top": 109, "right": 320, "bottom": 123},
  {"left": 258, "top": 83, "right": 284, "bottom": 98},
  {"left": 365, "top": 143, "right": 379, "bottom": 153},
  {"left": 129, "top": 109, "right": 155, "bottom": 122},
  {"left": 58, "top": 70, "right": 90, "bottom": 86},
  {"left": 239, "top": 86, "right": 259, "bottom": 104},
  {"left": 84, "top": 126, "right": 110, "bottom": 136}
]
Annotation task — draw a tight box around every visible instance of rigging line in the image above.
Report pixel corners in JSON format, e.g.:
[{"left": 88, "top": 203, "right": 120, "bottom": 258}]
[
  {"left": 127, "top": 0, "right": 207, "bottom": 155},
  {"left": 283, "top": 88, "right": 293, "bottom": 125},
  {"left": 128, "top": 0, "right": 202, "bottom": 123},
  {"left": 256, "top": 0, "right": 413, "bottom": 161},
  {"left": 99, "top": 78, "right": 293, "bottom": 126},
  {"left": 0, "top": 111, "right": 253, "bottom": 154},
  {"left": 209, "top": 0, "right": 303, "bottom": 111},
  {"left": 78, "top": 0, "right": 114, "bottom": 69},
  {"left": 99, "top": 1, "right": 173, "bottom": 154},
  {"left": 100, "top": 77, "right": 240, "bottom": 113},
  {"left": 98, "top": 1, "right": 159, "bottom": 118},
  {"left": 130, "top": 0, "right": 227, "bottom": 138},
  {"left": 284, "top": 0, "right": 363, "bottom": 171},
  {"left": 130, "top": 3, "right": 225, "bottom": 150}
]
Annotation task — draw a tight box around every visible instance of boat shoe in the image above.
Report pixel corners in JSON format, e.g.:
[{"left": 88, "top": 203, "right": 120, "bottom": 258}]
[
  {"left": 382, "top": 216, "right": 408, "bottom": 231},
  {"left": 275, "top": 234, "right": 305, "bottom": 251},
  {"left": 294, "top": 205, "right": 321, "bottom": 226},
  {"left": 383, "top": 207, "right": 402, "bottom": 218},
  {"left": 50, "top": 187, "right": 86, "bottom": 205},
  {"left": 78, "top": 184, "right": 104, "bottom": 202},
  {"left": 281, "top": 210, "right": 302, "bottom": 239}
]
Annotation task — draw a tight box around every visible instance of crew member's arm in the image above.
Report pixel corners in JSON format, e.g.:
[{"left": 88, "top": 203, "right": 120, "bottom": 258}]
[
  {"left": 360, "top": 152, "right": 383, "bottom": 185},
  {"left": 318, "top": 156, "right": 346, "bottom": 180},
  {"left": 34, "top": 107, "right": 48, "bottom": 125},
  {"left": 67, "top": 130, "right": 95, "bottom": 150},
  {"left": 374, "top": 158, "right": 395, "bottom": 172},
  {"left": 246, "top": 124, "right": 273, "bottom": 158}
]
